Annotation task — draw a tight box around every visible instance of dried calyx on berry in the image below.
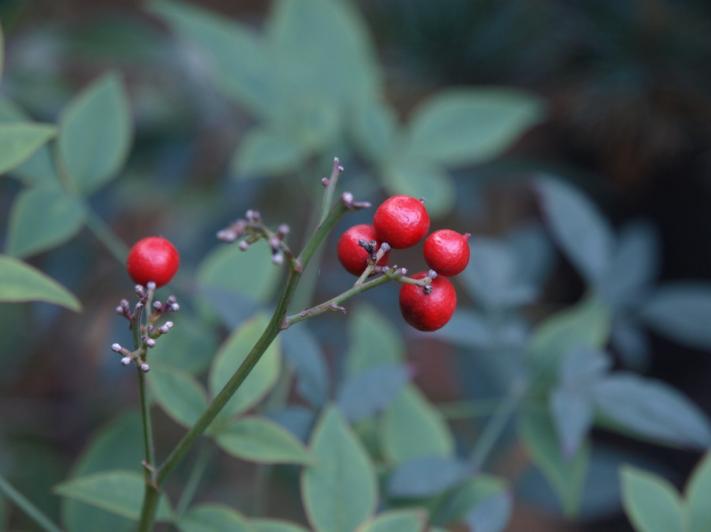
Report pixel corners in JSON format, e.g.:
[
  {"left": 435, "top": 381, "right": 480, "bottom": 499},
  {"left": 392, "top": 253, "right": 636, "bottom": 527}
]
[
  {"left": 337, "top": 224, "right": 390, "bottom": 276},
  {"left": 111, "top": 281, "right": 179, "bottom": 372},
  {"left": 217, "top": 209, "right": 293, "bottom": 266}
]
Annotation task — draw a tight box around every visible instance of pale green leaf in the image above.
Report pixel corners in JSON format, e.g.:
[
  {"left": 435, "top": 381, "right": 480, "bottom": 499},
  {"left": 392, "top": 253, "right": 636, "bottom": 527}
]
[
  {"left": 214, "top": 416, "right": 311, "bottom": 464},
  {"left": 405, "top": 89, "right": 544, "bottom": 166},
  {"left": 7, "top": 186, "right": 85, "bottom": 257},
  {"left": 233, "top": 128, "right": 310, "bottom": 179},
  {"left": 620, "top": 467, "right": 684, "bottom": 532},
  {"left": 351, "top": 97, "right": 398, "bottom": 164},
  {"left": 356, "top": 510, "right": 426, "bottom": 532},
  {"left": 178, "top": 504, "right": 251, "bottom": 532},
  {"left": 302, "top": 407, "right": 377, "bottom": 532},
  {"left": 54, "top": 471, "right": 171, "bottom": 521},
  {"left": 0, "top": 123, "right": 55, "bottom": 175},
  {"left": 149, "top": 366, "right": 208, "bottom": 428},
  {"left": 381, "top": 386, "right": 453, "bottom": 464},
  {"left": 686, "top": 452, "right": 711, "bottom": 532},
  {"left": 0, "top": 255, "right": 81, "bottom": 311},
  {"left": 209, "top": 313, "right": 281, "bottom": 417},
  {"left": 58, "top": 73, "right": 131, "bottom": 194}
]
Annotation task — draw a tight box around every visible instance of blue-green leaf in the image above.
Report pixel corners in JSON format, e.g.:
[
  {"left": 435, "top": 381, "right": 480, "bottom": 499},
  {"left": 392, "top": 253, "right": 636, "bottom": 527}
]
[
  {"left": 58, "top": 73, "right": 131, "bottom": 194},
  {"left": 338, "top": 363, "right": 410, "bottom": 422},
  {"left": 356, "top": 510, "right": 426, "bottom": 532},
  {"left": 593, "top": 374, "right": 711, "bottom": 449},
  {"left": 686, "top": 452, "right": 711, "bottom": 532},
  {"left": 640, "top": 283, "right": 711, "bottom": 350},
  {"left": 383, "top": 158, "right": 454, "bottom": 218},
  {"left": 388, "top": 456, "right": 467, "bottom": 498},
  {"left": 233, "top": 128, "right": 310, "bottom": 179},
  {"left": 7, "top": 186, "right": 85, "bottom": 257},
  {"left": 178, "top": 504, "right": 250, "bottom": 532},
  {"left": 149, "top": 366, "right": 208, "bottom": 428},
  {"left": 281, "top": 325, "right": 328, "bottom": 408},
  {"left": 536, "top": 177, "right": 614, "bottom": 285},
  {"left": 346, "top": 304, "right": 404, "bottom": 375}
]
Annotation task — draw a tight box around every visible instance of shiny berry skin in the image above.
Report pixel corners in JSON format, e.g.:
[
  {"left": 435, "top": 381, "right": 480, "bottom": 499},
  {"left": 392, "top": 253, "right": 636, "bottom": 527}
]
[
  {"left": 126, "top": 237, "right": 180, "bottom": 287},
  {"left": 399, "top": 272, "right": 457, "bottom": 331},
  {"left": 373, "top": 195, "right": 430, "bottom": 249},
  {"left": 424, "top": 229, "right": 471, "bottom": 276},
  {"left": 337, "top": 224, "right": 389, "bottom": 276}
]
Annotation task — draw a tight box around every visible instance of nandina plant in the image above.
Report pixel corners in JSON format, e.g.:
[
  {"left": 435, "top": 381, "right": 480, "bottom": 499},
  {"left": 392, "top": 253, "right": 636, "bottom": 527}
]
[{"left": 104, "top": 159, "right": 469, "bottom": 531}]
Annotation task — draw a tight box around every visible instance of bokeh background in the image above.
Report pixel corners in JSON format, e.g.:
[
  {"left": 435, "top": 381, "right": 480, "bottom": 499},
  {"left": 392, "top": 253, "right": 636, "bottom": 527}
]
[{"left": 2, "top": 0, "right": 711, "bottom": 530}]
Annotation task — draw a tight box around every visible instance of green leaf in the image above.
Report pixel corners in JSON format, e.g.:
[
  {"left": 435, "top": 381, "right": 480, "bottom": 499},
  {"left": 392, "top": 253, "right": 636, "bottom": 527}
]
[
  {"left": 232, "top": 128, "right": 310, "bottom": 179},
  {"left": 149, "top": 366, "right": 208, "bottom": 428},
  {"left": 430, "top": 475, "right": 507, "bottom": 526},
  {"left": 640, "top": 283, "right": 711, "bottom": 350},
  {"left": 466, "top": 491, "right": 512, "bottom": 532},
  {"left": 536, "top": 177, "right": 614, "bottom": 285},
  {"left": 550, "top": 387, "right": 593, "bottom": 458},
  {"left": 0, "top": 98, "right": 60, "bottom": 186},
  {"left": 267, "top": 0, "right": 381, "bottom": 112},
  {"left": 338, "top": 363, "right": 410, "bottom": 422},
  {"left": 383, "top": 159, "right": 454, "bottom": 218},
  {"left": 302, "top": 407, "right": 377, "bottom": 532},
  {"left": 213, "top": 416, "right": 311, "bottom": 464},
  {"left": 0, "top": 123, "right": 55, "bottom": 175},
  {"left": 209, "top": 313, "right": 281, "bottom": 418},
  {"left": 381, "top": 386, "right": 453, "bottom": 464},
  {"left": 356, "top": 510, "right": 426, "bottom": 532},
  {"left": 150, "top": 0, "right": 273, "bottom": 117},
  {"left": 54, "top": 471, "right": 171, "bottom": 522},
  {"left": 529, "top": 296, "right": 610, "bottom": 380},
  {"left": 7, "top": 186, "right": 85, "bottom": 257},
  {"left": 281, "top": 325, "right": 329, "bottom": 408},
  {"left": 346, "top": 304, "right": 404, "bottom": 376},
  {"left": 404, "top": 88, "right": 544, "bottom": 167},
  {"left": 351, "top": 97, "right": 398, "bottom": 164},
  {"left": 251, "top": 519, "right": 309, "bottom": 532},
  {"left": 0, "top": 255, "right": 81, "bottom": 311},
  {"left": 620, "top": 467, "right": 684, "bottom": 532},
  {"left": 149, "top": 314, "right": 218, "bottom": 374},
  {"left": 593, "top": 374, "right": 711, "bottom": 449},
  {"left": 520, "top": 408, "right": 589, "bottom": 517},
  {"left": 197, "top": 243, "right": 281, "bottom": 309},
  {"left": 58, "top": 73, "right": 131, "bottom": 194},
  {"left": 686, "top": 452, "right": 711, "bottom": 532},
  {"left": 178, "top": 504, "right": 251, "bottom": 532},
  {"left": 63, "top": 412, "right": 143, "bottom": 532}
]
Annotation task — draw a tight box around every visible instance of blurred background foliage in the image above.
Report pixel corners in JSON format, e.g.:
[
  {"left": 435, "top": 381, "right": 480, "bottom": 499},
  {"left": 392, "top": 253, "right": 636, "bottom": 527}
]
[{"left": 1, "top": 0, "right": 711, "bottom": 531}]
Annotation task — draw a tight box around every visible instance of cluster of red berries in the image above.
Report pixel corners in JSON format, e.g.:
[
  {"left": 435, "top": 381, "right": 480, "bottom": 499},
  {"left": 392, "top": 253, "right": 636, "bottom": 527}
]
[{"left": 337, "top": 195, "right": 470, "bottom": 332}]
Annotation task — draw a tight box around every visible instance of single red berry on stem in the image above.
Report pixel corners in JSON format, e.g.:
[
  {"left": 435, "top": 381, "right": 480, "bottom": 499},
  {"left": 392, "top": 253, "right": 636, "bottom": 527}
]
[
  {"left": 399, "top": 272, "right": 457, "bottom": 331},
  {"left": 337, "top": 224, "right": 389, "bottom": 276},
  {"left": 424, "top": 229, "right": 471, "bottom": 276},
  {"left": 373, "top": 195, "right": 430, "bottom": 249},
  {"left": 126, "top": 236, "right": 180, "bottom": 287}
]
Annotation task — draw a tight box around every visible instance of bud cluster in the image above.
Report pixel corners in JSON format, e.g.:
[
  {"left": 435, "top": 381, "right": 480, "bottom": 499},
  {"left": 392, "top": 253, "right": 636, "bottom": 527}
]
[
  {"left": 217, "top": 209, "right": 293, "bottom": 266},
  {"left": 111, "top": 281, "right": 179, "bottom": 372}
]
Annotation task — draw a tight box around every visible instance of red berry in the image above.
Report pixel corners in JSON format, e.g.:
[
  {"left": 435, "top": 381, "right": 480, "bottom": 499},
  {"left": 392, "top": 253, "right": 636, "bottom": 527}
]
[
  {"left": 126, "top": 236, "right": 180, "bottom": 287},
  {"left": 424, "top": 229, "right": 471, "bottom": 276},
  {"left": 399, "top": 272, "right": 457, "bottom": 331},
  {"left": 373, "top": 195, "right": 430, "bottom": 249},
  {"left": 337, "top": 224, "right": 389, "bottom": 276}
]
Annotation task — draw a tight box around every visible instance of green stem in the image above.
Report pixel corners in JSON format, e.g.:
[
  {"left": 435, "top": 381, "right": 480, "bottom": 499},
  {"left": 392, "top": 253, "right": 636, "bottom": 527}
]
[
  {"left": 468, "top": 379, "right": 527, "bottom": 472},
  {"left": 84, "top": 206, "right": 129, "bottom": 264},
  {"left": 0, "top": 473, "right": 63, "bottom": 532},
  {"left": 156, "top": 202, "right": 347, "bottom": 488}
]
